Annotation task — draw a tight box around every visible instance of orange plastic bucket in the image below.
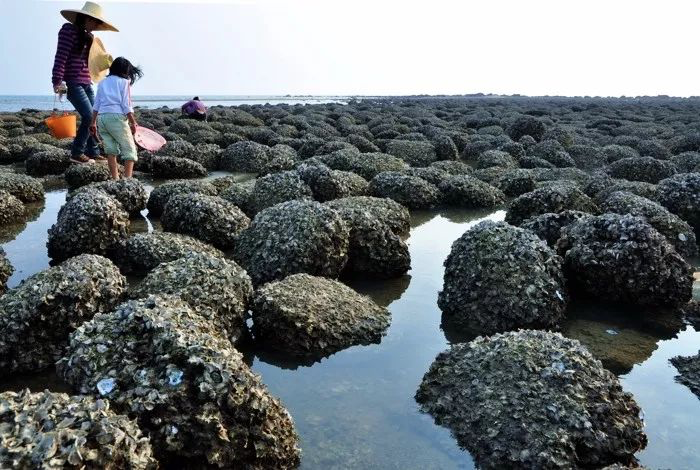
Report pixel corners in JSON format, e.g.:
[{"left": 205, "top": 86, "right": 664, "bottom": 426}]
[{"left": 45, "top": 112, "right": 77, "bottom": 139}]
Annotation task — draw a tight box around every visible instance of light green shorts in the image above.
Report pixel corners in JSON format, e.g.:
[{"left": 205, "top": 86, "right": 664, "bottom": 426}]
[{"left": 97, "top": 113, "right": 138, "bottom": 162}]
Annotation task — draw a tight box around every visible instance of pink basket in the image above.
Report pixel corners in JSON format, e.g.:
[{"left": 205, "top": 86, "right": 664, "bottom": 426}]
[{"left": 134, "top": 125, "right": 166, "bottom": 152}]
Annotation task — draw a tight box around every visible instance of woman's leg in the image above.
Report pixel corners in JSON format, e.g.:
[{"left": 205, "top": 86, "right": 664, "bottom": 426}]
[
  {"left": 66, "top": 84, "right": 94, "bottom": 161},
  {"left": 82, "top": 85, "right": 102, "bottom": 159}
]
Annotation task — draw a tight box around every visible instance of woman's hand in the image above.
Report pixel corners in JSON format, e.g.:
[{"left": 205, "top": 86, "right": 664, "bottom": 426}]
[{"left": 53, "top": 83, "right": 66, "bottom": 95}]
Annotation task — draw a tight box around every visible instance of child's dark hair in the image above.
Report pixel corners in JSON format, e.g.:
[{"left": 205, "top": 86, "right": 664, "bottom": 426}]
[{"left": 109, "top": 57, "right": 143, "bottom": 85}]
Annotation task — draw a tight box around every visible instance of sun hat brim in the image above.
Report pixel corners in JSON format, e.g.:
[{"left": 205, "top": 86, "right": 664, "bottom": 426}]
[{"left": 61, "top": 10, "right": 119, "bottom": 32}]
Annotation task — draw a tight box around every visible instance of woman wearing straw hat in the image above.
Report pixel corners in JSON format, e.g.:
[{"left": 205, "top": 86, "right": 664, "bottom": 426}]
[{"left": 51, "top": 2, "right": 117, "bottom": 164}]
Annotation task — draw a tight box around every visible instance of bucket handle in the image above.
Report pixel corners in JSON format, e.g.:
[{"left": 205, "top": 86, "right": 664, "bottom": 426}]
[{"left": 51, "top": 92, "right": 70, "bottom": 118}]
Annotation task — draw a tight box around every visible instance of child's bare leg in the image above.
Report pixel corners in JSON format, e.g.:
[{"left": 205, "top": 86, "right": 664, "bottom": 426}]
[
  {"left": 107, "top": 155, "right": 120, "bottom": 180},
  {"left": 124, "top": 160, "right": 134, "bottom": 178}
]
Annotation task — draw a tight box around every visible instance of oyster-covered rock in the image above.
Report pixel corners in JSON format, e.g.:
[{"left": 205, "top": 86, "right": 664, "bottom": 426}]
[
  {"left": 558, "top": 213, "right": 693, "bottom": 307},
  {"left": 47, "top": 192, "right": 129, "bottom": 262},
  {"left": 130, "top": 253, "right": 253, "bottom": 341},
  {"left": 156, "top": 140, "right": 221, "bottom": 170},
  {"left": 64, "top": 163, "right": 112, "bottom": 190},
  {"left": 415, "top": 330, "right": 647, "bottom": 469},
  {"left": 0, "top": 190, "right": 25, "bottom": 226},
  {"left": 429, "top": 160, "right": 473, "bottom": 175},
  {"left": 601, "top": 191, "right": 698, "bottom": 258},
  {"left": 161, "top": 193, "right": 250, "bottom": 249},
  {"left": 0, "top": 389, "right": 157, "bottom": 469},
  {"left": 219, "top": 140, "right": 273, "bottom": 174},
  {"left": 438, "top": 221, "right": 568, "bottom": 334},
  {"left": 319, "top": 149, "right": 408, "bottom": 180},
  {"left": 233, "top": 200, "right": 349, "bottom": 285},
  {"left": 519, "top": 210, "right": 591, "bottom": 246},
  {"left": 219, "top": 180, "right": 255, "bottom": 212},
  {"left": 670, "top": 151, "right": 700, "bottom": 173},
  {"left": 0, "top": 172, "right": 44, "bottom": 202},
  {"left": 656, "top": 172, "right": 700, "bottom": 235},
  {"left": 670, "top": 351, "right": 700, "bottom": 400},
  {"left": 325, "top": 195, "right": 411, "bottom": 235},
  {"left": 69, "top": 178, "right": 148, "bottom": 215},
  {"left": 58, "top": 295, "right": 301, "bottom": 468},
  {"left": 505, "top": 183, "right": 599, "bottom": 225},
  {"left": 246, "top": 170, "right": 313, "bottom": 216},
  {"left": 252, "top": 273, "right": 390, "bottom": 357},
  {"left": 369, "top": 171, "right": 442, "bottom": 209},
  {"left": 0, "top": 248, "right": 13, "bottom": 295},
  {"left": 386, "top": 139, "right": 438, "bottom": 166},
  {"left": 113, "top": 231, "right": 224, "bottom": 275},
  {"left": 493, "top": 168, "right": 537, "bottom": 197},
  {"left": 24, "top": 147, "right": 71, "bottom": 176},
  {"left": 146, "top": 179, "right": 218, "bottom": 216},
  {"left": 438, "top": 175, "right": 505, "bottom": 209},
  {"left": 608, "top": 156, "right": 677, "bottom": 184},
  {"left": 476, "top": 149, "right": 517, "bottom": 169},
  {"left": 0, "top": 254, "right": 125, "bottom": 375},
  {"left": 297, "top": 162, "right": 369, "bottom": 202},
  {"left": 150, "top": 155, "right": 208, "bottom": 179}
]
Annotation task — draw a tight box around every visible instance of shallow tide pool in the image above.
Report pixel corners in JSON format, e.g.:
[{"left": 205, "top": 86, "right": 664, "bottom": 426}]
[{"left": 1, "top": 181, "right": 699, "bottom": 469}]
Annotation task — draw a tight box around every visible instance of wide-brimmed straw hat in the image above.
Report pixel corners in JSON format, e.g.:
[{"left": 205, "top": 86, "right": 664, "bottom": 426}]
[
  {"left": 88, "top": 37, "right": 113, "bottom": 83},
  {"left": 61, "top": 2, "right": 119, "bottom": 32}
]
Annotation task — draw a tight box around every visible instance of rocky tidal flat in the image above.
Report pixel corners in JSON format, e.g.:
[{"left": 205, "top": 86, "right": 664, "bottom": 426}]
[{"left": 0, "top": 96, "right": 699, "bottom": 469}]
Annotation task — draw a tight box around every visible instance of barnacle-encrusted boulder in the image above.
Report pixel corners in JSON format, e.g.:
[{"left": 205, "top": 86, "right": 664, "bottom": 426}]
[
  {"left": 415, "top": 330, "right": 647, "bottom": 469},
  {"left": 47, "top": 192, "right": 129, "bottom": 262},
  {"left": 386, "top": 139, "right": 438, "bottom": 166},
  {"left": 70, "top": 178, "right": 148, "bottom": 215},
  {"left": 114, "top": 231, "right": 224, "bottom": 275},
  {"left": 608, "top": 156, "right": 677, "bottom": 184},
  {"left": 656, "top": 172, "right": 700, "bottom": 234},
  {"left": 0, "top": 248, "right": 12, "bottom": 295},
  {"left": 505, "top": 183, "right": 599, "bottom": 225},
  {"left": 325, "top": 196, "right": 410, "bottom": 235},
  {"left": 558, "top": 214, "right": 693, "bottom": 307},
  {"left": 369, "top": 171, "right": 442, "bottom": 209},
  {"left": 219, "top": 140, "right": 271, "bottom": 173},
  {"left": 0, "top": 389, "right": 157, "bottom": 469},
  {"left": 245, "top": 170, "right": 313, "bottom": 216},
  {"left": 220, "top": 180, "right": 254, "bottom": 212},
  {"left": 438, "top": 175, "right": 505, "bottom": 209},
  {"left": 161, "top": 193, "right": 250, "bottom": 249},
  {"left": 593, "top": 179, "right": 660, "bottom": 205},
  {"left": 64, "top": 163, "right": 112, "bottom": 190},
  {"left": 438, "top": 221, "right": 568, "bottom": 334},
  {"left": 297, "top": 162, "right": 369, "bottom": 202},
  {"left": 670, "top": 151, "right": 700, "bottom": 173},
  {"left": 156, "top": 140, "right": 221, "bottom": 170},
  {"left": 58, "top": 295, "right": 301, "bottom": 468},
  {"left": 429, "top": 160, "right": 473, "bottom": 175},
  {"left": 130, "top": 253, "right": 252, "bottom": 341},
  {"left": 146, "top": 179, "right": 218, "bottom": 216},
  {"left": 476, "top": 149, "right": 517, "bottom": 169},
  {"left": 0, "top": 190, "right": 25, "bottom": 226},
  {"left": 151, "top": 155, "right": 208, "bottom": 179},
  {"left": 670, "top": 352, "right": 700, "bottom": 400},
  {"left": 252, "top": 273, "right": 390, "bottom": 357},
  {"left": 233, "top": 200, "right": 349, "bottom": 285},
  {"left": 519, "top": 210, "right": 590, "bottom": 246},
  {"left": 0, "top": 254, "right": 125, "bottom": 375},
  {"left": 507, "top": 116, "right": 546, "bottom": 141},
  {"left": 493, "top": 168, "right": 537, "bottom": 197},
  {"left": 319, "top": 150, "right": 408, "bottom": 180},
  {"left": 399, "top": 166, "right": 450, "bottom": 186},
  {"left": 0, "top": 172, "right": 44, "bottom": 202},
  {"left": 25, "top": 147, "right": 71, "bottom": 176},
  {"left": 601, "top": 191, "right": 698, "bottom": 258}
]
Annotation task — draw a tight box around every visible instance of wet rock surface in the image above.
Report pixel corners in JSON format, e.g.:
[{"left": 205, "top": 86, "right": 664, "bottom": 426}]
[
  {"left": 297, "top": 162, "right": 369, "bottom": 202},
  {"left": 58, "top": 294, "right": 301, "bottom": 468},
  {"left": 438, "top": 221, "right": 568, "bottom": 334},
  {"left": 234, "top": 200, "right": 349, "bottom": 285},
  {"left": 0, "top": 389, "right": 157, "bottom": 469},
  {"left": 416, "top": 330, "right": 647, "bottom": 469},
  {"left": 671, "top": 352, "right": 700, "bottom": 400},
  {"left": 246, "top": 170, "right": 313, "bottom": 215},
  {"left": 519, "top": 210, "right": 591, "bottom": 246},
  {"left": 319, "top": 150, "right": 408, "bottom": 180},
  {"left": 0, "top": 172, "right": 44, "bottom": 203},
  {"left": 252, "top": 273, "right": 390, "bottom": 358},
  {"left": 25, "top": 148, "right": 71, "bottom": 177},
  {"left": 656, "top": 172, "right": 700, "bottom": 235},
  {"left": 325, "top": 195, "right": 411, "bottom": 235},
  {"left": 369, "top": 171, "right": 442, "bottom": 209},
  {"left": 558, "top": 214, "right": 693, "bottom": 307},
  {"left": 386, "top": 140, "right": 438, "bottom": 166},
  {"left": 438, "top": 175, "right": 505, "bottom": 209},
  {"left": 0, "top": 254, "right": 125, "bottom": 376},
  {"left": 161, "top": 193, "right": 250, "bottom": 249},
  {"left": 64, "top": 163, "right": 113, "bottom": 190},
  {"left": 0, "top": 190, "right": 25, "bottom": 226},
  {"left": 506, "top": 182, "right": 599, "bottom": 225},
  {"left": 146, "top": 179, "right": 219, "bottom": 216},
  {"left": 150, "top": 155, "right": 208, "bottom": 179},
  {"left": 69, "top": 178, "right": 148, "bottom": 215},
  {"left": 130, "top": 253, "right": 253, "bottom": 342},
  {"left": 608, "top": 156, "right": 677, "bottom": 184},
  {"left": 0, "top": 248, "right": 12, "bottom": 295}
]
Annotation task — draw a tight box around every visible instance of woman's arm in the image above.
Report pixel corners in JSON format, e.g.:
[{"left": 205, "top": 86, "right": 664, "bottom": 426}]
[{"left": 52, "top": 24, "right": 75, "bottom": 90}]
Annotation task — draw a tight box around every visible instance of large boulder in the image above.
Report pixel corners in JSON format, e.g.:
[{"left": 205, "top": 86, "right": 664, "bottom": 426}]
[
  {"left": 297, "top": 162, "right": 369, "bottom": 202},
  {"left": 24, "top": 147, "right": 71, "bottom": 176},
  {"left": 220, "top": 141, "right": 275, "bottom": 174},
  {"left": 416, "top": 330, "right": 647, "bottom": 469},
  {"left": 601, "top": 191, "right": 698, "bottom": 258},
  {"left": 0, "top": 254, "right": 125, "bottom": 375},
  {"left": 0, "top": 190, "right": 24, "bottom": 226},
  {"left": 656, "top": 172, "right": 700, "bottom": 234},
  {"left": 438, "top": 175, "right": 505, "bottom": 209},
  {"left": 319, "top": 149, "right": 408, "bottom": 180},
  {"left": 386, "top": 139, "right": 438, "bottom": 166},
  {"left": 150, "top": 155, "right": 208, "bottom": 179},
  {"left": 0, "top": 248, "right": 12, "bottom": 296},
  {"left": 114, "top": 231, "right": 224, "bottom": 275},
  {"left": 0, "top": 172, "right": 44, "bottom": 202},
  {"left": 369, "top": 171, "right": 442, "bottom": 209},
  {"left": 0, "top": 389, "right": 157, "bottom": 469},
  {"left": 130, "top": 253, "right": 253, "bottom": 341},
  {"left": 519, "top": 210, "right": 591, "bottom": 246},
  {"left": 233, "top": 200, "right": 349, "bottom": 285},
  {"left": 558, "top": 214, "right": 693, "bottom": 307},
  {"left": 58, "top": 295, "right": 301, "bottom": 468},
  {"left": 493, "top": 168, "right": 537, "bottom": 197},
  {"left": 64, "top": 163, "right": 112, "bottom": 190},
  {"left": 69, "top": 178, "right": 148, "bottom": 215},
  {"left": 670, "top": 151, "right": 700, "bottom": 173},
  {"left": 161, "top": 193, "right": 250, "bottom": 249},
  {"left": 146, "top": 179, "right": 218, "bottom": 216},
  {"left": 325, "top": 196, "right": 411, "bottom": 235},
  {"left": 476, "top": 150, "right": 517, "bottom": 169},
  {"left": 47, "top": 192, "right": 130, "bottom": 262},
  {"left": 507, "top": 116, "right": 546, "bottom": 141},
  {"left": 252, "top": 273, "right": 390, "bottom": 358},
  {"left": 608, "top": 156, "right": 677, "bottom": 184},
  {"left": 505, "top": 183, "right": 599, "bottom": 225},
  {"left": 245, "top": 170, "right": 313, "bottom": 216},
  {"left": 438, "top": 221, "right": 568, "bottom": 334}
]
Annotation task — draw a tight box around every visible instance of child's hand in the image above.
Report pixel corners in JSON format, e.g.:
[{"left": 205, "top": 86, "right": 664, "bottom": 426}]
[
  {"left": 129, "top": 122, "right": 137, "bottom": 135},
  {"left": 89, "top": 124, "right": 97, "bottom": 136}
]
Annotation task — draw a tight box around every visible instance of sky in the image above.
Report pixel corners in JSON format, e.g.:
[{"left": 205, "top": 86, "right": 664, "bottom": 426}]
[{"left": 1, "top": 0, "right": 699, "bottom": 97}]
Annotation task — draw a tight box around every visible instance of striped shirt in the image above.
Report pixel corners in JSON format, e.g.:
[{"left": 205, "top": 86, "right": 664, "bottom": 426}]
[{"left": 52, "top": 23, "right": 92, "bottom": 86}]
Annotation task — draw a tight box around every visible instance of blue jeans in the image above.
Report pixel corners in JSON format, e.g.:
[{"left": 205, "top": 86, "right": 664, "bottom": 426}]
[{"left": 66, "top": 83, "right": 100, "bottom": 158}]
